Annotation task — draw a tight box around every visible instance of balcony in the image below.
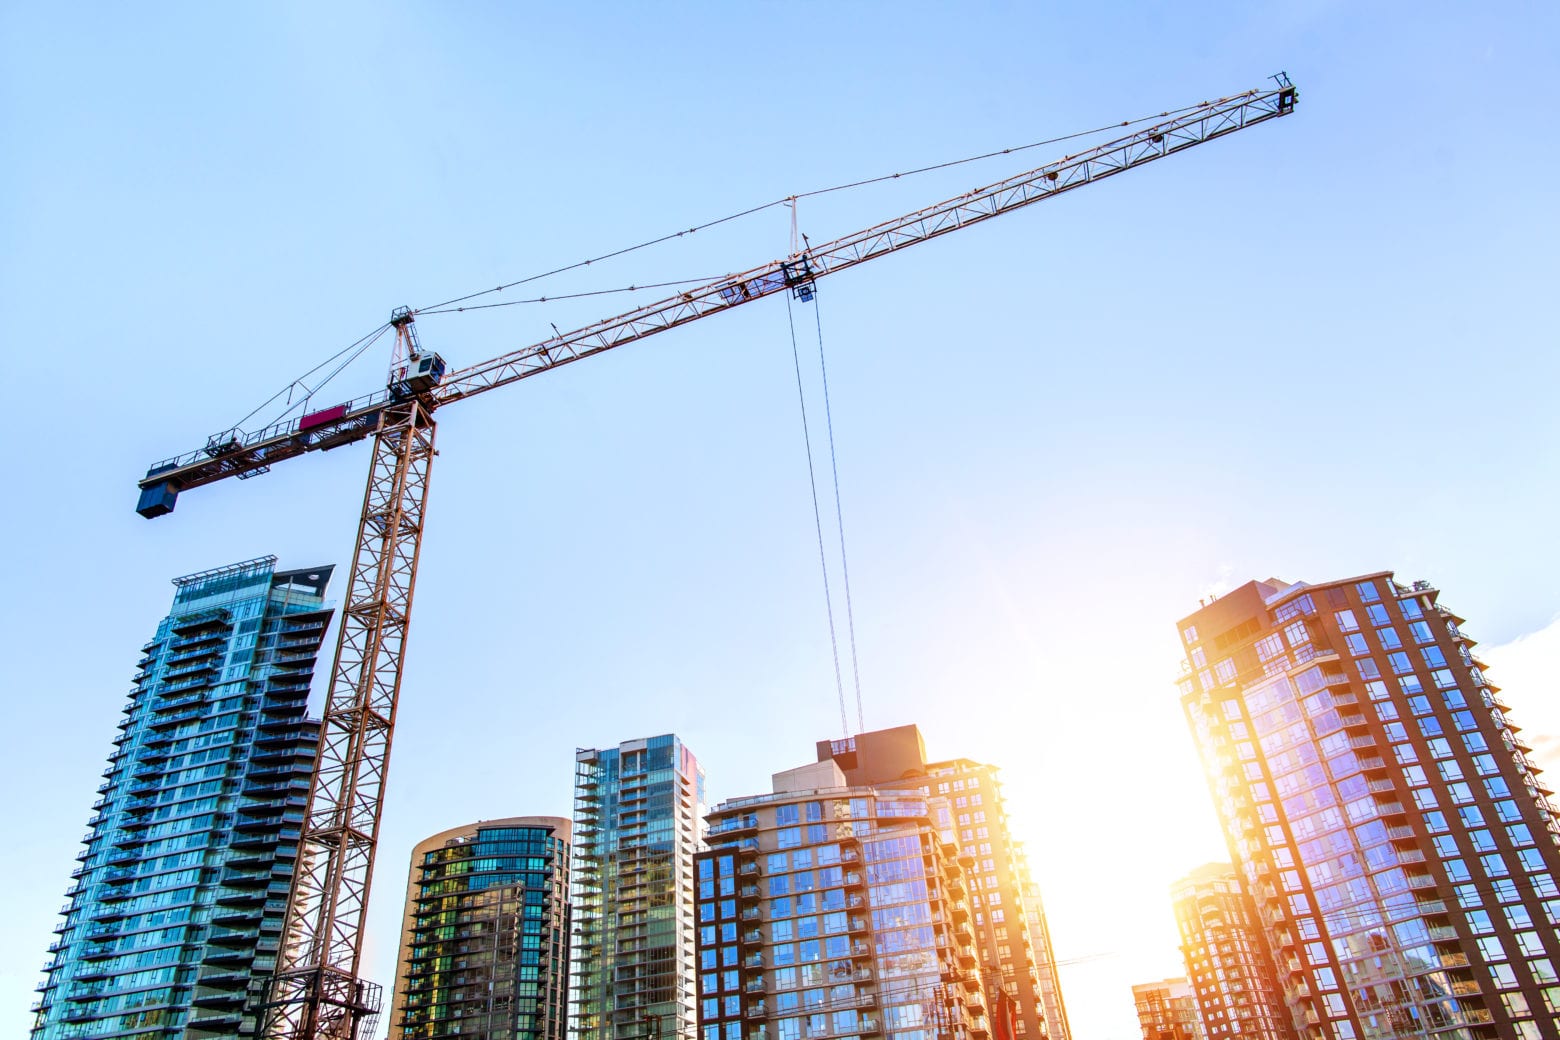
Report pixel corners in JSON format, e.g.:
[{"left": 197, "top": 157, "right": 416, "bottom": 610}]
[{"left": 191, "top": 990, "right": 247, "bottom": 1010}]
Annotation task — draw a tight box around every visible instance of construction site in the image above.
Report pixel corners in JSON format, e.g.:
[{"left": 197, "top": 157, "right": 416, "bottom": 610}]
[{"left": 9, "top": 7, "right": 1560, "bottom": 1040}]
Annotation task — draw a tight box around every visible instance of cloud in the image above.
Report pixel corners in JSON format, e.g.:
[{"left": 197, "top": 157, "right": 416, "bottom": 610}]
[{"left": 1480, "top": 614, "right": 1560, "bottom": 776}]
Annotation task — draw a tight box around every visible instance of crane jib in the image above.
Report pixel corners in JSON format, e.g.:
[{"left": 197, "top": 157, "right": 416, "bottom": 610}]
[{"left": 137, "top": 79, "right": 1296, "bottom": 522}]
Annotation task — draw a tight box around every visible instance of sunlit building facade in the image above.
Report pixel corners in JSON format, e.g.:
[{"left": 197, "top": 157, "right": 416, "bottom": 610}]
[
  {"left": 31, "top": 556, "right": 332, "bottom": 1039},
  {"left": 1179, "top": 573, "right": 1560, "bottom": 1040},
  {"left": 1132, "top": 978, "right": 1205, "bottom": 1040},
  {"left": 698, "top": 761, "right": 990, "bottom": 1040},
  {"left": 1171, "top": 863, "right": 1294, "bottom": 1039},
  {"left": 389, "top": 817, "right": 572, "bottom": 1040},
  {"left": 1018, "top": 880, "right": 1070, "bottom": 1040},
  {"left": 817, "top": 727, "right": 1066, "bottom": 1040},
  {"left": 573, "top": 735, "right": 705, "bottom": 1040}
]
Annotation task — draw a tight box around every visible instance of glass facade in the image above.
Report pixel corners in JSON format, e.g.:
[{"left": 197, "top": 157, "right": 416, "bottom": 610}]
[
  {"left": 31, "top": 556, "right": 333, "bottom": 1039},
  {"left": 816, "top": 730, "right": 1066, "bottom": 1040},
  {"left": 573, "top": 735, "right": 705, "bottom": 1040},
  {"left": 698, "top": 789, "right": 988, "bottom": 1040},
  {"left": 1180, "top": 573, "right": 1560, "bottom": 1040},
  {"left": 390, "top": 818, "right": 572, "bottom": 1040}
]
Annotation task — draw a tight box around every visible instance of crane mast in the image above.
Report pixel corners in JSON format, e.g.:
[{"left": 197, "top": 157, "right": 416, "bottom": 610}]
[{"left": 132, "top": 78, "right": 1297, "bottom": 1040}]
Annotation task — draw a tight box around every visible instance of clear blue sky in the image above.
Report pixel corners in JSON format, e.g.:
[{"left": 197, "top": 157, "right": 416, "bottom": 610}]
[{"left": 4, "top": 4, "right": 1558, "bottom": 1039}]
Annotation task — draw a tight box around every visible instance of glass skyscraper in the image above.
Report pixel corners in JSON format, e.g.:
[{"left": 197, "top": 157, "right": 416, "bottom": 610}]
[
  {"left": 697, "top": 761, "right": 991, "bottom": 1040},
  {"left": 388, "top": 817, "right": 572, "bottom": 1040},
  {"left": 1179, "top": 572, "right": 1560, "bottom": 1040},
  {"left": 573, "top": 734, "right": 706, "bottom": 1040},
  {"left": 31, "top": 556, "right": 333, "bottom": 1039},
  {"left": 815, "top": 727, "right": 1068, "bottom": 1040}
]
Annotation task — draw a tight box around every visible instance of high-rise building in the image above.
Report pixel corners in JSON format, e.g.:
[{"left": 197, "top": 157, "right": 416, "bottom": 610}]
[
  {"left": 1170, "top": 863, "right": 1293, "bottom": 1040},
  {"left": 1179, "top": 573, "right": 1560, "bottom": 1040},
  {"left": 1017, "top": 880, "right": 1070, "bottom": 1040},
  {"left": 817, "top": 726, "right": 1067, "bottom": 1040},
  {"left": 698, "top": 760, "right": 990, "bottom": 1040},
  {"left": 1132, "top": 978, "right": 1205, "bottom": 1040},
  {"left": 31, "top": 556, "right": 333, "bottom": 1039},
  {"left": 573, "top": 735, "right": 706, "bottom": 1040},
  {"left": 388, "top": 817, "right": 572, "bottom": 1040}
]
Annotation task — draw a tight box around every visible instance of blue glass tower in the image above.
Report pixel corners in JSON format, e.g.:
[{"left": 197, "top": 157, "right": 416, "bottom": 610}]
[
  {"left": 31, "top": 556, "right": 334, "bottom": 1039},
  {"left": 573, "top": 735, "right": 706, "bottom": 1040}
]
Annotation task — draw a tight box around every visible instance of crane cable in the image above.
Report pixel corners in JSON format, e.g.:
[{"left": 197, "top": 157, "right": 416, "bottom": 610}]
[
  {"left": 809, "top": 292, "right": 865, "bottom": 734},
  {"left": 785, "top": 290, "right": 851, "bottom": 738},
  {"left": 232, "top": 321, "right": 392, "bottom": 433},
  {"left": 410, "top": 95, "right": 1241, "bottom": 317},
  {"left": 230, "top": 94, "right": 1247, "bottom": 434}
]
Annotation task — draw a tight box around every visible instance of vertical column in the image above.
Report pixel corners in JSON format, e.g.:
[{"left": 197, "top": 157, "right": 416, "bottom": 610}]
[{"left": 263, "top": 400, "right": 436, "bottom": 1039}]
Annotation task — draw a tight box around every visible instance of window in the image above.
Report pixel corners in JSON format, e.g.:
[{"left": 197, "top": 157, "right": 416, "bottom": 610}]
[
  {"left": 1366, "top": 603, "right": 1390, "bottom": 626},
  {"left": 1489, "top": 962, "right": 1519, "bottom": 988},
  {"left": 1335, "top": 610, "right": 1360, "bottom": 633},
  {"left": 1376, "top": 626, "right": 1402, "bottom": 649},
  {"left": 1506, "top": 905, "right": 1535, "bottom": 930}
]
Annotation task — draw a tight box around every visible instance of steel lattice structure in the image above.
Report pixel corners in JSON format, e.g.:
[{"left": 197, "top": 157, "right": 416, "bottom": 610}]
[
  {"left": 260, "top": 390, "right": 435, "bottom": 1039},
  {"left": 134, "top": 78, "right": 1297, "bottom": 1040}
]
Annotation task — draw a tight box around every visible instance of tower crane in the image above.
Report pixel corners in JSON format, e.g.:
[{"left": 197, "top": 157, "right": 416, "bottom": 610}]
[{"left": 134, "top": 77, "right": 1297, "bottom": 1040}]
